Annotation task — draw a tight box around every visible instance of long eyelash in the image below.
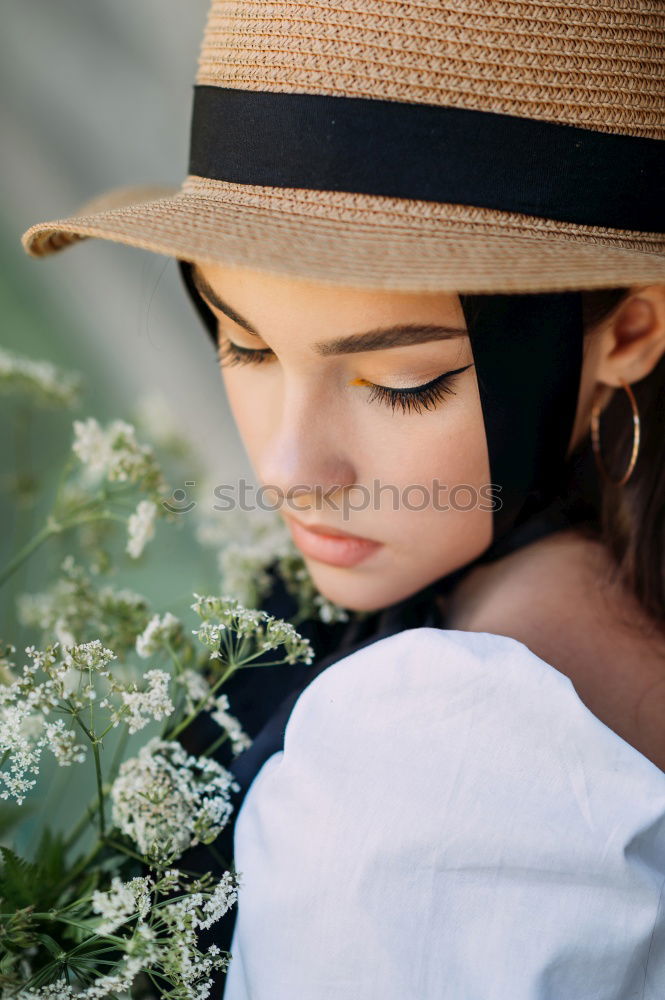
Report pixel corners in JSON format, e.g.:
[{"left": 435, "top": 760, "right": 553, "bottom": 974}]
[
  {"left": 217, "top": 335, "right": 274, "bottom": 367},
  {"left": 365, "top": 364, "right": 474, "bottom": 414}
]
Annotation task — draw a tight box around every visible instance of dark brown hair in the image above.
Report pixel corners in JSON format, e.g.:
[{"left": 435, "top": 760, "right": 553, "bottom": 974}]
[{"left": 580, "top": 287, "right": 665, "bottom": 632}]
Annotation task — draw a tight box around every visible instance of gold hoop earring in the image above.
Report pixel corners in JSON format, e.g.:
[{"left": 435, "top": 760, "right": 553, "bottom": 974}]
[{"left": 590, "top": 378, "right": 641, "bottom": 487}]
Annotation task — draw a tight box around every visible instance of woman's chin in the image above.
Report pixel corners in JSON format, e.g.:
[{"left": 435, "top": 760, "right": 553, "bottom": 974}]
[{"left": 304, "top": 558, "right": 430, "bottom": 615}]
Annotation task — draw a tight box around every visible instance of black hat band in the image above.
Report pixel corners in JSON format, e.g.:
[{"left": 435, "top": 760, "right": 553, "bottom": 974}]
[{"left": 189, "top": 85, "right": 665, "bottom": 233}]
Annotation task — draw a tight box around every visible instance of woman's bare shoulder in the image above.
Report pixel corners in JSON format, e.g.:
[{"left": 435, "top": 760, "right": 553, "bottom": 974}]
[{"left": 445, "top": 527, "right": 665, "bottom": 771}]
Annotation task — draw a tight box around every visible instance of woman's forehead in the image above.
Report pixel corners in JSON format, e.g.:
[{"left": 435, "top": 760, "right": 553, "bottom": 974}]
[{"left": 192, "top": 261, "right": 467, "bottom": 333}]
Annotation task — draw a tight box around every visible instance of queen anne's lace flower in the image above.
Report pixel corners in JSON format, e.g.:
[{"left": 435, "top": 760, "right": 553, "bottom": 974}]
[
  {"left": 0, "top": 644, "right": 90, "bottom": 802},
  {"left": 72, "top": 418, "right": 165, "bottom": 491},
  {"left": 71, "top": 418, "right": 109, "bottom": 477},
  {"left": 276, "top": 551, "right": 351, "bottom": 625},
  {"left": 126, "top": 499, "right": 158, "bottom": 558},
  {"left": 91, "top": 875, "right": 153, "bottom": 934},
  {"left": 20, "top": 868, "right": 236, "bottom": 998},
  {"left": 212, "top": 511, "right": 291, "bottom": 608},
  {"left": 116, "top": 669, "right": 174, "bottom": 734},
  {"left": 135, "top": 611, "right": 182, "bottom": 658},
  {"left": 17, "top": 556, "right": 151, "bottom": 660},
  {"left": 110, "top": 737, "right": 239, "bottom": 859},
  {"left": 194, "top": 505, "right": 350, "bottom": 624},
  {"left": 62, "top": 639, "right": 116, "bottom": 675},
  {"left": 154, "top": 874, "right": 239, "bottom": 996},
  {"left": 43, "top": 719, "right": 87, "bottom": 765},
  {"left": 0, "top": 703, "right": 45, "bottom": 803},
  {"left": 0, "top": 347, "right": 81, "bottom": 408},
  {"left": 191, "top": 594, "right": 314, "bottom": 666},
  {"left": 210, "top": 694, "right": 252, "bottom": 756},
  {"left": 176, "top": 668, "right": 213, "bottom": 712}
]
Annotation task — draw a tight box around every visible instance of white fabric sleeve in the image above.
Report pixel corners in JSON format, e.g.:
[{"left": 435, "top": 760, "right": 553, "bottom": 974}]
[{"left": 223, "top": 627, "right": 665, "bottom": 1000}]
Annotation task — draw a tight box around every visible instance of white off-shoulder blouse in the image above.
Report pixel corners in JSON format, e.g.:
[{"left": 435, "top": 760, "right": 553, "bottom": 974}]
[{"left": 222, "top": 628, "right": 665, "bottom": 999}]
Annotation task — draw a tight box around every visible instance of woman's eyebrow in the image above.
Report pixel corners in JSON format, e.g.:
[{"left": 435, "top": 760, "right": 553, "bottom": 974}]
[
  {"left": 316, "top": 324, "right": 467, "bottom": 355},
  {"left": 191, "top": 265, "right": 467, "bottom": 355},
  {"left": 192, "top": 265, "right": 260, "bottom": 335}
]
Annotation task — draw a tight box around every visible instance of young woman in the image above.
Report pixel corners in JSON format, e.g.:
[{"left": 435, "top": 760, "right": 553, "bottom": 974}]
[{"left": 22, "top": 1, "right": 665, "bottom": 996}]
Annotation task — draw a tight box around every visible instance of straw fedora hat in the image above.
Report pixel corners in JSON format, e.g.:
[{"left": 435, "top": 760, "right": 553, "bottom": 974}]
[{"left": 21, "top": 0, "right": 665, "bottom": 294}]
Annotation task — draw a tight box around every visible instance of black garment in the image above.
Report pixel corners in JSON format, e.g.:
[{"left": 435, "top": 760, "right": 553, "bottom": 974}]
[{"left": 177, "top": 433, "right": 601, "bottom": 997}]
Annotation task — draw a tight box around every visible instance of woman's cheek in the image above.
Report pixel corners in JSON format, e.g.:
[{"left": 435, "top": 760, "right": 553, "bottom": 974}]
[
  {"left": 220, "top": 368, "right": 272, "bottom": 465},
  {"left": 364, "top": 387, "right": 489, "bottom": 494}
]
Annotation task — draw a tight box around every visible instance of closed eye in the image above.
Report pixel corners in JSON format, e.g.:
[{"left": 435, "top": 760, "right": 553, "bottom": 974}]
[
  {"left": 361, "top": 365, "right": 474, "bottom": 414},
  {"left": 218, "top": 336, "right": 274, "bottom": 367},
  {"left": 218, "top": 335, "right": 473, "bottom": 415}
]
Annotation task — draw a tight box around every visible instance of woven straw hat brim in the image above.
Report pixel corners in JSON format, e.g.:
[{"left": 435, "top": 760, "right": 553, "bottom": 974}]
[{"left": 21, "top": 177, "right": 665, "bottom": 294}]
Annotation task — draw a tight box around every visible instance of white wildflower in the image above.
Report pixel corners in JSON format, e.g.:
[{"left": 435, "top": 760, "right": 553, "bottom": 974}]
[
  {"left": 126, "top": 498, "right": 157, "bottom": 558},
  {"left": 191, "top": 620, "right": 225, "bottom": 660},
  {"left": 110, "top": 737, "right": 239, "bottom": 859},
  {"left": 176, "top": 668, "right": 213, "bottom": 712},
  {"left": 313, "top": 593, "right": 350, "bottom": 624},
  {"left": 0, "top": 703, "right": 46, "bottom": 804},
  {"left": 157, "top": 885, "right": 235, "bottom": 994},
  {"left": 18, "top": 557, "right": 152, "bottom": 662},
  {"left": 20, "top": 986, "right": 76, "bottom": 999},
  {"left": 277, "top": 551, "right": 350, "bottom": 624},
  {"left": 135, "top": 611, "right": 182, "bottom": 658},
  {"left": 218, "top": 542, "right": 281, "bottom": 609},
  {"left": 19, "top": 868, "right": 236, "bottom": 999},
  {"left": 210, "top": 694, "right": 252, "bottom": 756},
  {"left": 81, "top": 970, "right": 137, "bottom": 1000},
  {"left": 195, "top": 504, "right": 350, "bottom": 624},
  {"left": 196, "top": 871, "right": 240, "bottom": 930},
  {"left": 117, "top": 669, "right": 174, "bottom": 734},
  {"left": 62, "top": 639, "right": 116, "bottom": 675},
  {"left": 72, "top": 417, "right": 157, "bottom": 481},
  {"left": 103, "top": 421, "right": 155, "bottom": 483},
  {"left": 43, "top": 719, "right": 87, "bottom": 765},
  {"left": 0, "top": 347, "right": 81, "bottom": 408},
  {"left": 191, "top": 593, "right": 314, "bottom": 666},
  {"left": 71, "top": 417, "right": 110, "bottom": 478},
  {"left": 0, "top": 643, "right": 79, "bottom": 802},
  {"left": 261, "top": 616, "right": 314, "bottom": 664},
  {"left": 91, "top": 875, "right": 153, "bottom": 935},
  {"left": 196, "top": 506, "right": 290, "bottom": 608},
  {"left": 157, "top": 867, "right": 182, "bottom": 893},
  {"left": 72, "top": 417, "right": 168, "bottom": 509}
]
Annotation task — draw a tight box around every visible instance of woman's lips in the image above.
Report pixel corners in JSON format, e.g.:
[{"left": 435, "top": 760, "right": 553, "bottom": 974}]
[{"left": 285, "top": 515, "right": 383, "bottom": 568}]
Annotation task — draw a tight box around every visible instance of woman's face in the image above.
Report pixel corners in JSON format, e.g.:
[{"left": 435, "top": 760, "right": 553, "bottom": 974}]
[{"left": 192, "top": 262, "right": 494, "bottom": 612}]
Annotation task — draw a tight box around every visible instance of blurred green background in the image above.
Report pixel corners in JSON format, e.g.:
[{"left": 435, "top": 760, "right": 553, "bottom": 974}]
[
  {"left": 1, "top": 0, "right": 256, "bottom": 853},
  {"left": 2, "top": 0, "right": 248, "bottom": 474}
]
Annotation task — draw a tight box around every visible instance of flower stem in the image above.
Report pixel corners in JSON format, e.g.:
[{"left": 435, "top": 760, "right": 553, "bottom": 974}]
[
  {"left": 92, "top": 740, "right": 106, "bottom": 839},
  {"left": 0, "top": 509, "right": 127, "bottom": 589},
  {"left": 201, "top": 731, "right": 230, "bottom": 758},
  {"left": 0, "top": 521, "right": 54, "bottom": 588},
  {"left": 102, "top": 837, "right": 146, "bottom": 865},
  {"left": 166, "top": 662, "right": 236, "bottom": 740},
  {"left": 73, "top": 715, "right": 106, "bottom": 838},
  {"left": 64, "top": 726, "right": 128, "bottom": 850}
]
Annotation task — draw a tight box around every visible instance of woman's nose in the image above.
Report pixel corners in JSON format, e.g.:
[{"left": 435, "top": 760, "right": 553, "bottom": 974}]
[{"left": 256, "top": 397, "right": 357, "bottom": 510}]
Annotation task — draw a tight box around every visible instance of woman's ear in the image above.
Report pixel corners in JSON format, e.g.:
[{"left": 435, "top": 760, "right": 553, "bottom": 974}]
[{"left": 594, "top": 284, "right": 665, "bottom": 390}]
